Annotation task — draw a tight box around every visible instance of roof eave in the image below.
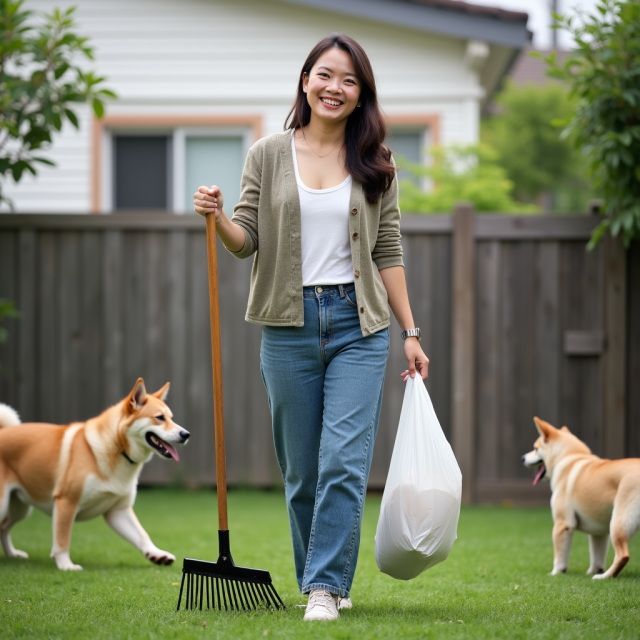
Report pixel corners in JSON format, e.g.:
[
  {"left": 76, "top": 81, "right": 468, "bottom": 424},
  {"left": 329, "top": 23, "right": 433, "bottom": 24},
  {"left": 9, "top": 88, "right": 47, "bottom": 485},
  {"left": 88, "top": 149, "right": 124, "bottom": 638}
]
[{"left": 280, "top": 0, "right": 530, "bottom": 48}]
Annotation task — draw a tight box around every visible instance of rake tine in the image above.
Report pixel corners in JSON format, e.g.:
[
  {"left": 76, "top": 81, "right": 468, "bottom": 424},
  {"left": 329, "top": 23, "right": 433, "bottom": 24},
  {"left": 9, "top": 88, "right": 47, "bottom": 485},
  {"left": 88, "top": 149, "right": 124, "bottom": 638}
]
[
  {"left": 216, "top": 577, "right": 222, "bottom": 610},
  {"left": 267, "top": 583, "right": 286, "bottom": 610},
  {"left": 192, "top": 573, "right": 197, "bottom": 610},
  {"left": 199, "top": 575, "right": 204, "bottom": 610},
  {"left": 186, "top": 572, "right": 191, "bottom": 610},
  {"left": 247, "top": 582, "right": 258, "bottom": 609},
  {"left": 225, "top": 579, "right": 235, "bottom": 611},
  {"left": 177, "top": 572, "right": 186, "bottom": 611},
  {"left": 261, "top": 583, "right": 276, "bottom": 609},
  {"left": 235, "top": 581, "right": 248, "bottom": 611},
  {"left": 222, "top": 579, "right": 229, "bottom": 611},
  {"left": 231, "top": 580, "right": 242, "bottom": 611},
  {"left": 206, "top": 576, "right": 210, "bottom": 610},
  {"left": 241, "top": 581, "right": 255, "bottom": 610}
]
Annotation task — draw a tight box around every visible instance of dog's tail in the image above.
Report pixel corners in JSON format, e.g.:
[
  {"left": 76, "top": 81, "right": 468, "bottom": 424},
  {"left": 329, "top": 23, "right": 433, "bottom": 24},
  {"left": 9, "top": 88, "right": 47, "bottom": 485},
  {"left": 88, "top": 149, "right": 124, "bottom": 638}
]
[{"left": 0, "top": 403, "right": 21, "bottom": 428}]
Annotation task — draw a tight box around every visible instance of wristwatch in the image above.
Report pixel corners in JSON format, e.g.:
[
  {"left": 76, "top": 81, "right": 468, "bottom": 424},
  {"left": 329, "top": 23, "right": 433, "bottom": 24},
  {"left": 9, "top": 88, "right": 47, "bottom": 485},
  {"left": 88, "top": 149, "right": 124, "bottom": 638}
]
[{"left": 400, "top": 328, "right": 421, "bottom": 341}]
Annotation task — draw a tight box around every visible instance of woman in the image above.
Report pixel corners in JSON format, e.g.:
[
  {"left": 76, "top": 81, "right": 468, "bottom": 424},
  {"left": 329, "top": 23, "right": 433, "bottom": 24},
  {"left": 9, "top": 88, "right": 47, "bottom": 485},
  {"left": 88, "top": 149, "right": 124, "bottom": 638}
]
[{"left": 194, "top": 34, "right": 429, "bottom": 622}]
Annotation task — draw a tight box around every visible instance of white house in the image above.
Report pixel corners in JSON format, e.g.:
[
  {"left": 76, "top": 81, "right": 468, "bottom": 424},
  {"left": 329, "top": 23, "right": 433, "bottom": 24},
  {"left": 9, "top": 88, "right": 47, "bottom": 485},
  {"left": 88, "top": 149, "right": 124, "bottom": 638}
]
[{"left": 3, "top": 0, "right": 530, "bottom": 214}]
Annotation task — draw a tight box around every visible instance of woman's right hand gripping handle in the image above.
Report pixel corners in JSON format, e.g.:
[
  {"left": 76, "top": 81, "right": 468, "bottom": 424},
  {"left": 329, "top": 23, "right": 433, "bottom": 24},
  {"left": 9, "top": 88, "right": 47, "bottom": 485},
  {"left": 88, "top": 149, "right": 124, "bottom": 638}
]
[
  {"left": 193, "top": 185, "right": 245, "bottom": 252},
  {"left": 194, "top": 185, "right": 224, "bottom": 220}
]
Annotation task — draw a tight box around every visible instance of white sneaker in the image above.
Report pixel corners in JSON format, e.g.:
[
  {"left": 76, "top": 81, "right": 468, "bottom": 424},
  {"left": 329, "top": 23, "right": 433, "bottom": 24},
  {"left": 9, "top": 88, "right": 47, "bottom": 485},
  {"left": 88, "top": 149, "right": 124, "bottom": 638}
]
[
  {"left": 303, "top": 589, "right": 340, "bottom": 621},
  {"left": 338, "top": 596, "right": 352, "bottom": 610}
]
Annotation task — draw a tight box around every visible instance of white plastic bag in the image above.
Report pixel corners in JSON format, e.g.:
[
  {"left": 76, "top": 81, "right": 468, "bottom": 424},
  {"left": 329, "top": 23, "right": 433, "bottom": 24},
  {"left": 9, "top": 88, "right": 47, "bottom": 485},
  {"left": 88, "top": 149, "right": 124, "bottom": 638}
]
[{"left": 375, "top": 375, "right": 462, "bottom": 580}]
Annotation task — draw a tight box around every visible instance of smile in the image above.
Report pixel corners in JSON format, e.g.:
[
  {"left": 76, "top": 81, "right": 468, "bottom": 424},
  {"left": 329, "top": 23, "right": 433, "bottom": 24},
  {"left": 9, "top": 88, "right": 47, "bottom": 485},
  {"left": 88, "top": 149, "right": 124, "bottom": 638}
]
[{"left": 320, "top": 97, "right": 343, "bottom": 107}]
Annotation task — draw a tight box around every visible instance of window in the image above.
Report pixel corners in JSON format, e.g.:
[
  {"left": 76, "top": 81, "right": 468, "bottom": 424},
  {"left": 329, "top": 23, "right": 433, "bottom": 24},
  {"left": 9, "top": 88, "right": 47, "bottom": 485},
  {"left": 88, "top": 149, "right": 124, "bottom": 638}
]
[
  {"left": 385, "top": 129, "right": 427, "bottom": 186},
  {"left": 105, "top": 127, "right": 252, "bottom": 213},
  {"left": 114, "top": 136, "right": 171, "bottom": 209}
]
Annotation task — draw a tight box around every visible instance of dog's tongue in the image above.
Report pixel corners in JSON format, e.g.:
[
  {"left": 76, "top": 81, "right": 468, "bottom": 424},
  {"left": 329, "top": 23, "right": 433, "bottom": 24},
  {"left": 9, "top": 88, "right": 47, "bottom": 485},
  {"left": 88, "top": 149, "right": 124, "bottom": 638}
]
[
  {"left": 533, "top": 465, "right": 546, "bottom": 485},
  {"left": 163, "top": 441, "right": 180, "bottom": 462}
]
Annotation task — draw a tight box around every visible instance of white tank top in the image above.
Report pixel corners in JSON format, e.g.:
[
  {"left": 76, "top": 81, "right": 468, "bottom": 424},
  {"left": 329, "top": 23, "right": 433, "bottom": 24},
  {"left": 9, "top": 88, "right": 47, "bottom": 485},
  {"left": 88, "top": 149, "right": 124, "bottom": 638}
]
[{"left": 291, "top": 132, "right": 353, "bottom": 287}]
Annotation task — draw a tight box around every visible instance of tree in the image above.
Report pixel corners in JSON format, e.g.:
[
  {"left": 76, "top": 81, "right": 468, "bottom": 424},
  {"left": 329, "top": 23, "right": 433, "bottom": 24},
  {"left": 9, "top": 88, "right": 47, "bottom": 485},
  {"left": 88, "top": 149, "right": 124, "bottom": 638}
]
[
  {"left": 482, "top": 81, "right": 594, "bottom": 212},
  {"left": 543, "top": 0, "right": 640, "bottom": 247},
  {"left": 397, "top": 144, "right": 538, "bottom": 214},
  {"left": 0, "top": 0, "right": 115, "bottom": 208}
]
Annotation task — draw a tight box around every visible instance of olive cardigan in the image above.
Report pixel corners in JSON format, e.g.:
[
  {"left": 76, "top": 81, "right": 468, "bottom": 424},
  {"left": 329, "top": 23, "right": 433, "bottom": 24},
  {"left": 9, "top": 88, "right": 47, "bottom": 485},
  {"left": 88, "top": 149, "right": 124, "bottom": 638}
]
[{"left": 229, "top": 131, "right": 404, "bottom": 336}]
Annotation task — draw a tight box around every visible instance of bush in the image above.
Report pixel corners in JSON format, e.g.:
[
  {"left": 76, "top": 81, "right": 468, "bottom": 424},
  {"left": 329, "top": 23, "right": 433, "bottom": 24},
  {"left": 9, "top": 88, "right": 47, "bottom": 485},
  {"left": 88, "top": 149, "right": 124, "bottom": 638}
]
[
  {"left": 397, "top": 144, "right": 538, "bottom": 214},
  {"left": 543, "top": 0, "right": 640, "bottom": 247}
]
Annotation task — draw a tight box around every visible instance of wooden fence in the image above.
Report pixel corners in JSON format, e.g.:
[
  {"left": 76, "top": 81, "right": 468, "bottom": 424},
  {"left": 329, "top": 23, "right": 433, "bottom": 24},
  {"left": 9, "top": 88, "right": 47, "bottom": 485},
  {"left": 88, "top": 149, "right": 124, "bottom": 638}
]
[{"left": 0, "top": 210, "right": 635, "bottom": 504}]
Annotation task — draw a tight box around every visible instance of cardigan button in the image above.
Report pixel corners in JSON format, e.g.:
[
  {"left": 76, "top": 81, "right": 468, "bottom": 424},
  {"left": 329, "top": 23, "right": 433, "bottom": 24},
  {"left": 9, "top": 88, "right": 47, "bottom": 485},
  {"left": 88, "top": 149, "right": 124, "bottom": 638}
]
[
  {"left": 352, "top": 232, "right": 359, "bottom": 239},
  {"left": 354, "top": 270, "right": 360, "bottom": 277},
  {"left": 359, "top": 306, "right": 364, "bottom": 313},
  {"left": 351, "top": 207, "right": 358, "bottom": 215}
]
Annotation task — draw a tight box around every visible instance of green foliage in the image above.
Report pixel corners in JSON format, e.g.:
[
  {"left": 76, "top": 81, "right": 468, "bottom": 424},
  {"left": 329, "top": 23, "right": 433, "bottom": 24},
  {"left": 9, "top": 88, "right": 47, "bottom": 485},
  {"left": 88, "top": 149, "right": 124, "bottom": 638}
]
[
  {"left": 542, "top": 0, "right": 640, "bottom": 247},
  {"left": 483, "top": 81, "right": 594, "bottom": 211},
  {"left": 397, "top": 144, "right": 538, "bottom": 214},
  {"left": 0, "top": 298, "right": 19, "bottom": 372},
  {"left": 0, "top": 0, "right": 116, "bottom": 208},
  {"left": 0, "top": 297, "right": 19, "bottom": 344}
]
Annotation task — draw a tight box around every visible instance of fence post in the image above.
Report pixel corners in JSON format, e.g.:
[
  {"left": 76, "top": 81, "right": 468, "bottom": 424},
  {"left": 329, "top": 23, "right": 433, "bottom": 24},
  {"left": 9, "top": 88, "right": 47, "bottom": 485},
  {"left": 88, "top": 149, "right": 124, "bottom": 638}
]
[
  {"left": 603, "top": 232, "right": 627, "bottom": 459},
  {"left": 451, "top": 202, "right": 476, "bottom": 504}
]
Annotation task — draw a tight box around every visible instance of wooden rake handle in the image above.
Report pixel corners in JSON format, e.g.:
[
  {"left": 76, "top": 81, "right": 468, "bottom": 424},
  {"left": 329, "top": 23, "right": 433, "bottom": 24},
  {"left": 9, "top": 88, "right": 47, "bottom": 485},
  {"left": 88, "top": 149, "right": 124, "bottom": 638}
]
[{"left": 205, "top": 213, "right": 228, "bottom": 531}]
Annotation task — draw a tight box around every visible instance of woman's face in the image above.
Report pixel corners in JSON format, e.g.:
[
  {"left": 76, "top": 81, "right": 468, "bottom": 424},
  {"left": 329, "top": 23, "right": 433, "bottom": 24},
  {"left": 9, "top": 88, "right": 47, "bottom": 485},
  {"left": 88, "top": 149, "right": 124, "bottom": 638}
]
[{"left": 302, "top": 47, "right": 361, "bottom": 125}]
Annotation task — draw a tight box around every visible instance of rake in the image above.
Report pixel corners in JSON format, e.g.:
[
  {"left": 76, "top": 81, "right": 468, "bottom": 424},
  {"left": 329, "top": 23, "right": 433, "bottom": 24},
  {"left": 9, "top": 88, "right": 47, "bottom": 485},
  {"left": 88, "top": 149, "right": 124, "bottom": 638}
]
[{"left": 177, "top": 212, "right": 285, "bottom": 612}]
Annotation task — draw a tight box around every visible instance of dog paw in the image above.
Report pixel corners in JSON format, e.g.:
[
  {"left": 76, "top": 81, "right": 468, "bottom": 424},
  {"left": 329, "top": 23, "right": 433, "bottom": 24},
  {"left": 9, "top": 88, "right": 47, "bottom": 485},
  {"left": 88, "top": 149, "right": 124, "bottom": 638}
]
[
  {"left": 58, "top": 562, "right": 83, "bottom": 571},
  {"left": 8, "top": 549, "right": 29, "bottom": 559},
  {"left": 145, "top": 550, "right": 175, "bottom": 566},
  {"left": 592, "top": 572, "right": 609, "bottom": 580},
  {"left": 550, "top": 568, "right": 567, "bottom": 575},
  {"left": 586, "top": 567, "right": 604, "bottom": 575}
]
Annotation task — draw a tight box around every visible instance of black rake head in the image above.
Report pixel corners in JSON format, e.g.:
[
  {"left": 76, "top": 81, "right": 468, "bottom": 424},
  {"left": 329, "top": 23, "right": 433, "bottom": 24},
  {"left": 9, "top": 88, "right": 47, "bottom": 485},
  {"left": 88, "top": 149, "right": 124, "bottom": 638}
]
[{"left": 176, "top": 532, "right": 285, "bottom": 612}]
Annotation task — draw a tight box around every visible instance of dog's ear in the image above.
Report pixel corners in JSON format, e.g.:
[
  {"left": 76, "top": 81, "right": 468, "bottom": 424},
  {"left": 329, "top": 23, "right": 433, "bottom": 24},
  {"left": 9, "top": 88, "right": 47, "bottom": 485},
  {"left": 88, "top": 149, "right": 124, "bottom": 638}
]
[
  {"left": 561, "top": 426, "right": 571, "bottom": 433},
  {"left": 128, "top": 378, "right": 147, "bottom": 410},
  {"left": 533, "top": 416, "right": 556, "bottom": 442},
  {"left": 152, "top": 382, "right": 170, "bottom": 402}
]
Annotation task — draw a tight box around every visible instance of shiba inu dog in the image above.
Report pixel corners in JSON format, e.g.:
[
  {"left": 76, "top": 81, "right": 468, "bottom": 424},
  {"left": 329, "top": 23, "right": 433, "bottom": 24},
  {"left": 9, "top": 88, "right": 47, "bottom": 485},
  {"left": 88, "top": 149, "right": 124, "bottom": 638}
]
[
  {"left": 523, "top": 417, "right": 640, "bottom": 579},
  {"left": 0, "top": 379, "right": 189, "bottom": 570}
]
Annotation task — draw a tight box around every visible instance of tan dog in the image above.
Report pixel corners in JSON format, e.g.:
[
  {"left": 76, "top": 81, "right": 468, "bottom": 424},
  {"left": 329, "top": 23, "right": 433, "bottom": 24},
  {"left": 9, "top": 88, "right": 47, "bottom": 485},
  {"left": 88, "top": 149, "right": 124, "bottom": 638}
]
[
  {"left": 523, "top": 417, "right": 640, "bottom": 579},
  {"left": 0, "top": 379, "right": 189, "bottom": 570}
]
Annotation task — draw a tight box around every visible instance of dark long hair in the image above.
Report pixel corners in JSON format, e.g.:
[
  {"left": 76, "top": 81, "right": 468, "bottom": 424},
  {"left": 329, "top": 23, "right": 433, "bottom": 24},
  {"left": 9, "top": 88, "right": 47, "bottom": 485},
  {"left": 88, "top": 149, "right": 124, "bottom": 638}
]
[{"left": 284, "top": 34, "right": 395, "bottom": 204}]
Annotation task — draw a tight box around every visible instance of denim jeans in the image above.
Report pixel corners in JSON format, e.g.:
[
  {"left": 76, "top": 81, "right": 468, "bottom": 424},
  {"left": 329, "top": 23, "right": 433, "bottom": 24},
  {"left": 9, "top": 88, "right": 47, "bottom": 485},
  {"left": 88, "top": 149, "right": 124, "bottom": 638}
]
[{"left": 260, "top": 283, "right": 389, "bottom": 597}]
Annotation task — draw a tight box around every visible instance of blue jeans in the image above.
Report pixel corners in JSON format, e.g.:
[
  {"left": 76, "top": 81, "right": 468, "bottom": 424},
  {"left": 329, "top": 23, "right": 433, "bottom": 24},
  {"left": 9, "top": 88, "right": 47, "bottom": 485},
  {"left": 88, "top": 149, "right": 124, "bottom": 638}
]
[{"left": 260, "top": 284, "right": 389, "bottom": 597}]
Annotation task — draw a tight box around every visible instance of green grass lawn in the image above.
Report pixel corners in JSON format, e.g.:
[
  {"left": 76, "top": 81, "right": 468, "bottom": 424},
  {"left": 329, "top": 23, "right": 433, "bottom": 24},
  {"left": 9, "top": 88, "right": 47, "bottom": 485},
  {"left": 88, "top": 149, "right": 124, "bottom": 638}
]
[{"left": 1, "top": 489, "right": 638, "bottom": 639}]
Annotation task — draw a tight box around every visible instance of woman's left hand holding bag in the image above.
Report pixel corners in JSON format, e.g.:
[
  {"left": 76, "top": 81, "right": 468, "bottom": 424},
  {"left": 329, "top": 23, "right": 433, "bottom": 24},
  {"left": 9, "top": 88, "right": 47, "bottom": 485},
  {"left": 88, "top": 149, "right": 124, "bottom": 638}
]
[{"left": 401, "top": 338, "right": 429, "bottom": 382}]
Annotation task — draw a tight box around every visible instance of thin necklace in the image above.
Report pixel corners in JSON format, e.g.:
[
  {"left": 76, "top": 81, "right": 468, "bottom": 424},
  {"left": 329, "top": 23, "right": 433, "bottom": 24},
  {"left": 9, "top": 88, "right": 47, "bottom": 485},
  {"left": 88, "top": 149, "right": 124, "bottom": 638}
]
[{"left": 300, "top": 128, "right": 343, "bottom": 159}]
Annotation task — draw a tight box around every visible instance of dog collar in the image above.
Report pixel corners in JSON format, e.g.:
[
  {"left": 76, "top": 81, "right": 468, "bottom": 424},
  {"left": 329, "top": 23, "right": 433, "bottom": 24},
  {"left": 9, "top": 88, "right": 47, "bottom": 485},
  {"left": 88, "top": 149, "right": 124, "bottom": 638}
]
[{"left": 121, "top": 451, "right": 137, "bottom": 465}]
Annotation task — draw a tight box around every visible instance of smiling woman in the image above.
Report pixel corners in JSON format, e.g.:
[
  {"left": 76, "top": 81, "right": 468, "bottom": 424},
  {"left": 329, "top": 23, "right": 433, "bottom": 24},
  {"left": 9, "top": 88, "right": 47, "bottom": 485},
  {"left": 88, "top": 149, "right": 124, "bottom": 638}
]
[{"left": 193, "top": 33, "right": 429, "bottom": 623}]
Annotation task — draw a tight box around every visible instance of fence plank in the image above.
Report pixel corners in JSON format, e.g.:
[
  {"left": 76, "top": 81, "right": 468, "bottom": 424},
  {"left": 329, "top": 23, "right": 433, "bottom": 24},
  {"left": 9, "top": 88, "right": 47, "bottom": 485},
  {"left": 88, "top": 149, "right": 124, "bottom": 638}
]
[
  {"left": 0, "top": 232, "right": 18, "bottom": 406},
  {"left": 603, "top": 234, "right": 626, "bottom": 460},
  {"left": 500, "top": 242, "right": 536, "bottom": 480},
  {"left": 80, "top": 232, "right": 104, "bottom": 420},
  {"left": 627, "top": 241, "right": 640, "bottom": 457},
  {"left": 38, "top": 232, "right": 57, "bottom": 422},
  {"left": 535, "top": 242, "right": 561, "bottom": 427},
  {"left": 103, "top": 230, "right": 123, "bottom": 404},
  {"left": 18, "top": 230, "right": 36, "bottom": 421},
  {"left": 475, "top": 240, "right": 501, "bottom": 480},
  {"left": 452, "top": 204, "right": 475, "bottom": 503},
  {"left": 560, "top": 241, "right": 604, "bottom": 453}
]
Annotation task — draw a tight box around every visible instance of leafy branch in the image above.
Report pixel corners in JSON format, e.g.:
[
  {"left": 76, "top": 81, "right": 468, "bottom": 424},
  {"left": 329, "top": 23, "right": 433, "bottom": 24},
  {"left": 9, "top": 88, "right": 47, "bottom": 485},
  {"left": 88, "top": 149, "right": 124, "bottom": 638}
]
[{"left": 0, "top": 0, "right": 116, "bottom": 208}]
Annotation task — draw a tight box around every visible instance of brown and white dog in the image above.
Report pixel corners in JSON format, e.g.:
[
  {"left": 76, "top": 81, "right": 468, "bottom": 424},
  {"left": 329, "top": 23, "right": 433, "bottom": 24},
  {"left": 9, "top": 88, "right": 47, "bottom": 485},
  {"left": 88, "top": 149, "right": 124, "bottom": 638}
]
[
  {"left": 523, "top": 417, "right": 640, "bottom": 579},
  {"left": 0, "top": 378, "right": 189, "bottom": 570}
]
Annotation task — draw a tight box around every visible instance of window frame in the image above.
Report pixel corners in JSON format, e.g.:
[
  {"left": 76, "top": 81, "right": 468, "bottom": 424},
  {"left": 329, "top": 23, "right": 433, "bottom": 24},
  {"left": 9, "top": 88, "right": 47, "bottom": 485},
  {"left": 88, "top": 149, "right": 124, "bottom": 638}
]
[{"left": 93, "top": 115, "right": 262, "bottom": 214}]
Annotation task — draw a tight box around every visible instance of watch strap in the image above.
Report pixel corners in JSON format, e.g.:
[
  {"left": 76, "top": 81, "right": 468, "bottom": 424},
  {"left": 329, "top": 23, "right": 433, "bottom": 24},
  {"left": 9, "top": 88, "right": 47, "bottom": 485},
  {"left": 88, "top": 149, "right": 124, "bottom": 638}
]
[{"left": 401, "top": 328, "right": 421, "bottom": 341}]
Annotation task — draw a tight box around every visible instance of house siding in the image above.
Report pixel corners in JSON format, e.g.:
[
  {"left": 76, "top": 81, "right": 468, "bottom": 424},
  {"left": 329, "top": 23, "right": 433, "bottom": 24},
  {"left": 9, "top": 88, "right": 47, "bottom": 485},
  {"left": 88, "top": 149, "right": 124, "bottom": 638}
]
[{"left": 3, "top": 0, "right": 484, "bottom": 212}]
